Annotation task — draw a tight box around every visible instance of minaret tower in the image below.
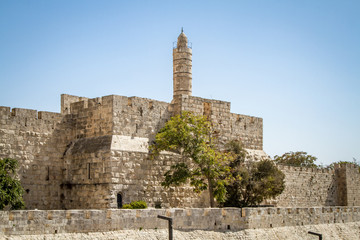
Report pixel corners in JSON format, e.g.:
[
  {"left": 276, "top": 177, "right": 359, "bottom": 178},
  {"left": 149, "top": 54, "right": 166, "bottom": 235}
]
[{"left": 173, "top": 28, "right": 192, "bottom": 98}]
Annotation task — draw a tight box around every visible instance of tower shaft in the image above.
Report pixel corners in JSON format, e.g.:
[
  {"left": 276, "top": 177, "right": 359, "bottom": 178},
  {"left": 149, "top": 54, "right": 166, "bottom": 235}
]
[{"left": 173, "top": 31, "right": 192, "bottom": 97}]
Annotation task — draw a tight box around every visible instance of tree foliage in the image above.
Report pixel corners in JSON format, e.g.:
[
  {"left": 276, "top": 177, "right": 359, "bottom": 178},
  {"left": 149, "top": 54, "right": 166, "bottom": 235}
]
[
  {"left": 222, "top": 141, "right": 285, "bottom": 207},
  {"left": 149, "top": 111, "right": 232, "bottom": 207},
  {"left": 274, "top": 151, "right": 318, "bottom": 168},
  {"left": 223, "top": 160, "right": 285, "bottom": 207},
  {"left": 0, "top": 158, "right": 25, "bottom": 210},
  {"left": 150, "top": 115, "right": 286, "bottom": 208}
]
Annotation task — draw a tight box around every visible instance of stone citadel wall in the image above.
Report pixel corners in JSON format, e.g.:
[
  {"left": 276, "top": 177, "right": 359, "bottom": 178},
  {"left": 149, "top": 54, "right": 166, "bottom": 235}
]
[
  {"left": 61, "top": 95, "right": 117, "bottom": 209},
  {"left": 269, "top": 164, "right": 360, "bottom": 207},
  {"left": 64, "top": 94, "right": 264, "bottom": 150},
  {"left": 0, "top": 106, "right": 72, "bottom": 209},
  {"left": 61, "top": 94, "right": 209, "bottom": 209},
  {"left": 268, "top": 166, "right": 338, "bottom": 207},
  {"left": 1, "top": 93, "right": 360, "bottom": 210},
  {"left": 1, "top": 207, "right": 360, "bottom": 235},
  {"left": 0, "top": 92, "right": 266, "bottom": 210}
]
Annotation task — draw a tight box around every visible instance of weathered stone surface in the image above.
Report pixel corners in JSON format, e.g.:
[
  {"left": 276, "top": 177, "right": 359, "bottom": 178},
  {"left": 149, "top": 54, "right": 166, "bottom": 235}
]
[
  {"left": 1, "top": 207, "right": 360, "bottom": 236},
  {"left": 263, "top": 164, "right": 360, "bottom": 208},
  {"left": 111, "top": 135, "right": 149, "bottom": 153}
]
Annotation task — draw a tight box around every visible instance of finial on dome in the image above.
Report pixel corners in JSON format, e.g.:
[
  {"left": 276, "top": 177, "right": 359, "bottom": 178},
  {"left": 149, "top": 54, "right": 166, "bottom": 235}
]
[{"left": 181, "top": 27, "right": 183, "bottom": 33}]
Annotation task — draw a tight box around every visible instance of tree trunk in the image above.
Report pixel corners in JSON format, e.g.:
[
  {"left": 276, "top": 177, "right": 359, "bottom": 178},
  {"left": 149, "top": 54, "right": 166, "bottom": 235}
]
[{"left": 208, "top": 177, "right": 215, "bottom": 208}]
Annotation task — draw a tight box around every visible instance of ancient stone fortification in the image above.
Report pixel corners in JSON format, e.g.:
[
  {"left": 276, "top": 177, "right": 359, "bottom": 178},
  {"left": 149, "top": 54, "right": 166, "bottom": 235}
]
[
  {"left": 0, "top": 31, "right": 360, "bottom": 211},
  {"left": 1, "top": 207, "right": 360, "bottom": 235},
  {"left": 268, "top": 164, "right": 360, "bottom": 207},
  {"left": 0, "top": 89, "right": 266, "bottom": 209}
]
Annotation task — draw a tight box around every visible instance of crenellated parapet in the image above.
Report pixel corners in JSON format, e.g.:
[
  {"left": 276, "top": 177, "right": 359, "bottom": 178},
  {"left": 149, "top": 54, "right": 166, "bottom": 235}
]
[
  {"left": 1, "top": 106, "right": 63, "bottom": 122},
  {"left": 276, "top": 164, "right": 334, "bottom": 174},
  {"left": 61, "top": 94, "right": 89, "bottom": 114}
]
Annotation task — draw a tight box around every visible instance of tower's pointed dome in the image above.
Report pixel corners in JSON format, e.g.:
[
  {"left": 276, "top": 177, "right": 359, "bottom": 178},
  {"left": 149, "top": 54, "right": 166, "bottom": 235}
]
[{"left": 177, "top": 29, "right": 188, "bottom": 48}]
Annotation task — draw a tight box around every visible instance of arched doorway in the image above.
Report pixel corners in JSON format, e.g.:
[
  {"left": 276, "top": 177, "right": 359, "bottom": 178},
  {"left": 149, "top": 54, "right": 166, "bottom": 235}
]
[{"left": 117, "top": 193, "right": 123, "bottom": 208}]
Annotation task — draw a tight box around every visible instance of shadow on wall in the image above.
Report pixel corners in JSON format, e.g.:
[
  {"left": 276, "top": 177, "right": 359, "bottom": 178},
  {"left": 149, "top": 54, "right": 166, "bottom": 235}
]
[{"left": 325, "top": 176, "right": 339, "bottom": 206}]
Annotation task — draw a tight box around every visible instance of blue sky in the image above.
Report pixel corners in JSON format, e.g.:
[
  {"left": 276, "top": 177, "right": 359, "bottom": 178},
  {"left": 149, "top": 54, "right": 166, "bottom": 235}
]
[{"left": 1, "top": 0, "right": 359, "bottom": 166}]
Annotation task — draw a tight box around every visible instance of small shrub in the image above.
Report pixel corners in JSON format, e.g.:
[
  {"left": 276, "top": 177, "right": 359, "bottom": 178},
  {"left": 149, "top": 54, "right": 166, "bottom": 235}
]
[
  {"left": 122, "top": 204, "right": 132, "bottom": 209},
  {"left": 130, "top": 200, "right": 147, "bottom": 209},
  {"left": 122, "top": 200, "right": 147, "bottom": 209}
]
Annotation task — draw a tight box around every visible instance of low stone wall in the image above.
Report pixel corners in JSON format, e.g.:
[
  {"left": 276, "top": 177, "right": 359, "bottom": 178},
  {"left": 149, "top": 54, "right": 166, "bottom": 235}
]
[
  {"left": 1, "top": 207, "right": 360, "bottom": 235},
  {"left": 0, "top": 208, "right": 243, "bottom": 235},
  {"left": 247, "top": 206, "right": 360, "bottom": 229}
]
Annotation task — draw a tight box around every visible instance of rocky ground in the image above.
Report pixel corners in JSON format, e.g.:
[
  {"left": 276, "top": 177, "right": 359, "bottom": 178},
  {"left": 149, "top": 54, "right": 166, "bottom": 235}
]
[{"left": 2, "top": 222, "right": 360, "bottom": 240}]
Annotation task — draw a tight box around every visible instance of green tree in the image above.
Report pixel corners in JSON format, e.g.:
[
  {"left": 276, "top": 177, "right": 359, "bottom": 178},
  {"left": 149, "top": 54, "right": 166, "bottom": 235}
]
[
  {"left": 0, "top": 158, "right": 25, "bottom": 210},
  {"left": 150, "top": 111, "right": 231, "bottom": 207},
  {"left": 223, "top": 141, "right": 285, "bottom": 207},
  {"left": 274, "top": 151, "right": 318, "bottom": 168}
]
